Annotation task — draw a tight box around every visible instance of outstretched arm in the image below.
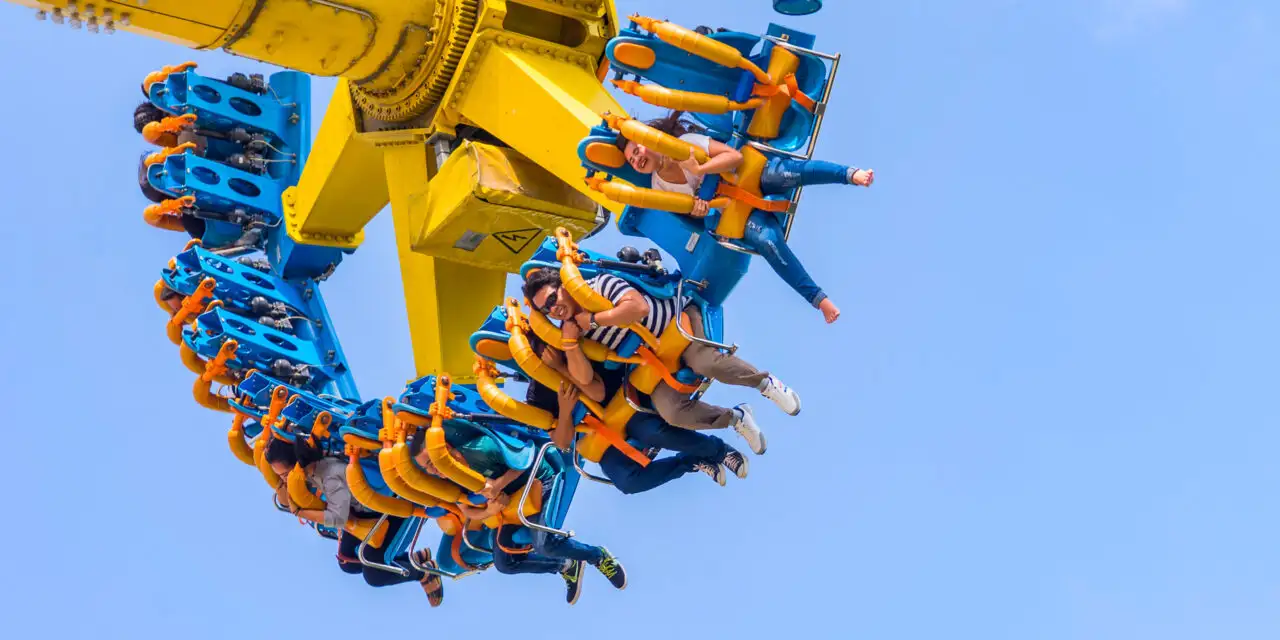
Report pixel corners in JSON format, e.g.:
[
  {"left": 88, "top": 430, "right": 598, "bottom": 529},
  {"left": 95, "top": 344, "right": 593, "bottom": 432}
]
[{"left": 682, "top": 138, "right": 743, "bottom": 176}]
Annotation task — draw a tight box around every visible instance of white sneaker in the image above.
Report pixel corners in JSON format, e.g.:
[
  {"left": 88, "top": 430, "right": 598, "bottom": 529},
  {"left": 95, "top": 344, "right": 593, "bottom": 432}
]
[
  {"left": 758, "top": 375, "right": 801, "bottom": 416},
  {"left": 731, "top": 404, "right": 767, "bottom": 455}
]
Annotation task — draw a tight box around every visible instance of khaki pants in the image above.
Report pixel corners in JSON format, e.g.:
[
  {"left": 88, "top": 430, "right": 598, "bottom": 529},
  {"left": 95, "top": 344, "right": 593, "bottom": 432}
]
[{"left": 649, "top": 305, "right": 768, "bottom": 430}]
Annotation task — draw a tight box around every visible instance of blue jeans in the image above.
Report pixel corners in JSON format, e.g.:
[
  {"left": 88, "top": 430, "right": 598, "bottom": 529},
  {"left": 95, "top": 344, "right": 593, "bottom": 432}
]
[
  {"left": 597, "top": 413, "right": 729, "bottom": 495},
  {"left": 740, "top": 158, "right": 850, "bottom": 308},
  {"left": 492, "top": 480, "right": 604, "bottom": 575},
  {"left": 758, "top": 158, "right": 852, "bottom": 195},
  {"left": 742, "top": 212, "right": 826, "bottom": 307}
]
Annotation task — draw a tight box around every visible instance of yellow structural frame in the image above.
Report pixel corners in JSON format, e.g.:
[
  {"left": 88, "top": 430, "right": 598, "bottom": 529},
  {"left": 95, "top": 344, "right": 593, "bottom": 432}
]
[{"left": 15, "top": 0, "right": 631, "bottom": 382}]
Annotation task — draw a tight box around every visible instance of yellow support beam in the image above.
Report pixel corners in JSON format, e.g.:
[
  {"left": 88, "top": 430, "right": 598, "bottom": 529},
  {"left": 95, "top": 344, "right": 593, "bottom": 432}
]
[
  {"left": 283, "top": 80, "right": 389, "bottom": 249},
  {"left": 383, "top": 143, "right": 506, "bottom": 383},
  {"left": 435, "top": 29, "right": 627, "bottom": 214}
]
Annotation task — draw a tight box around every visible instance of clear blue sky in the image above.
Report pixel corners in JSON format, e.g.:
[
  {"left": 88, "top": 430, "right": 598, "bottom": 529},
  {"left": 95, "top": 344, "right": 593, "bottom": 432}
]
[{"left": 1, "top": 1, "right": 1277, "bottom": 638}]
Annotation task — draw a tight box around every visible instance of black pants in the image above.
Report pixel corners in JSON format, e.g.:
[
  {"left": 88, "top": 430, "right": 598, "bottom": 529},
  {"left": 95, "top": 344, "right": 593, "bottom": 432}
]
[{"left": 336, "top": 516, "right": 425, "bottom": 587}]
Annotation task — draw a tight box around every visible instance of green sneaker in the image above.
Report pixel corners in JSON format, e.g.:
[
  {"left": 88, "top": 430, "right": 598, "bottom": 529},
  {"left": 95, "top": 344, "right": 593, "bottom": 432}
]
[
  {"left": 593, "top": 547, "right": 627, "bottom": 590},
  {"left": 561, "top": 560, "right": 585, "bottom": 605}
]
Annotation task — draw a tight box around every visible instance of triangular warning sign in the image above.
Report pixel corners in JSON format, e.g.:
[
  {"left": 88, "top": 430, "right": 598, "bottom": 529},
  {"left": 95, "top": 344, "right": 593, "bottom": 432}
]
[{"left": 492, "top": 228, "right": 541, "bottom": 254}]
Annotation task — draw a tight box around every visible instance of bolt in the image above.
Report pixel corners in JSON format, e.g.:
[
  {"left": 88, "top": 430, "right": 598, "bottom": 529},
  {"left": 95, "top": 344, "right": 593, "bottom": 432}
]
[
  {"left": 87, "top": 17, "right": 99, "bottom": 32},
  {"left": 51, "top": 8, "right": 64, "bottom": 24},
  {"left": 35, "top": 10, "right": 46, "bottom": 20},
  {"left": 69, "top": 16, "right": 82, "bottom": 29},
  {"left": 119, "top": 13, "right": 130, "bottom": 26},
  {"left": 104, "top": 21, "right": 115, "bottom": 34}
]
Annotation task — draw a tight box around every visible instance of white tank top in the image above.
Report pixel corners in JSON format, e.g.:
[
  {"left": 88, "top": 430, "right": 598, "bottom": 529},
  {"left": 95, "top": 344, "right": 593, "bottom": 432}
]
[{"left": 650, "top": 133, "right": 713, "bottom": 196}]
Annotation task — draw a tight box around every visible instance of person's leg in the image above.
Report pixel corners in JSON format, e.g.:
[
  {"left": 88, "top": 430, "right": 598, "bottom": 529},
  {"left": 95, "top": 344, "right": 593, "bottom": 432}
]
[
  {"left": 741, "top": 212, "right": 838, "bottom": 324},
  {"left": 627, "top": 413, "right": 728, "bottom": 460},
  {"left": 682, "top": 306, "right": 802, "bottom": 415},
  {"left": 650, "top": 383, "right": 767, "bottom": 453},
  {"left": 742, "top": 213, "right": 825, "bottom": 307},
  {"left": 531, "top": 516, "right": 605, "bottom": 565},
  {"left": 358, "top": 517, "right": 425, "bottom": 587},
  {"left": 759, "top": 157, "right": 863, "bottom": 195},
  {"left": 599, "top": 445, "right": 717, "bottom": 493},
  {"left": 650, "top": 382, "right": 736, "bottom": 431},
  {"left": 680, "top": 307, "right": 769, "bottom": 389},
  {"left": 526, "top": 494, "right": 627, "bottom": 590}
]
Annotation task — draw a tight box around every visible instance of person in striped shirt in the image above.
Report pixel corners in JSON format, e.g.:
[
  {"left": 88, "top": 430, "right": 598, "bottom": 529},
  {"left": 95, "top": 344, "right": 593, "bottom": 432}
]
[{"left": 522, "top": 268, "right": 801, "bottom": 455}]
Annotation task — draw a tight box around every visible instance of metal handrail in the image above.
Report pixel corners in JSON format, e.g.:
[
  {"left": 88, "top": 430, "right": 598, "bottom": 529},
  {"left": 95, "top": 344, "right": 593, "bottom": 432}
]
[
  {"left": 459, "top": 522, "right": 494, "bottom": 554},
  {"left": 622, "top": 381, "right": 659, "bottom": 415},
  {"left": 407, "top": 518, "right": 486, "bottom": 581},
  {"left": 674, "top": 280, "right": 739, "bottom": 354},
  {"left": 357, "top": 513, "right": 410, "bottom": 577},
  {"left": 517, "top": 443, "right": 575, "bottom": 538},
  {"left": 572, "top": 439, "right": 616, "bottom": 486}
]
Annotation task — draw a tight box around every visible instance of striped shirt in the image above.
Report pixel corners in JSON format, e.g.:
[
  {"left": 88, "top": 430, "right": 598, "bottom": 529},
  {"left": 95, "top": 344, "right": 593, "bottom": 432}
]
[{"left": 585, "top": 273, "right": 682, "bottom": 351}]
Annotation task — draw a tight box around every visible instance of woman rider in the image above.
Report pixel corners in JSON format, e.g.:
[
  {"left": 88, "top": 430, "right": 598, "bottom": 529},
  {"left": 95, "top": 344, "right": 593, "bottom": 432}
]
[
  {"left": 617, "top": 110, "right": 874, "bottom": 324},
  {"left": 265, "top": 437, "right": 445, "bottom": 606}
]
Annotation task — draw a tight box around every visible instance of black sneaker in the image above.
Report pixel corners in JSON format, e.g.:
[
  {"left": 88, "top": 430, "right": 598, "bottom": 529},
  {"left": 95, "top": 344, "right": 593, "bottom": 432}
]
[
  {"left": 594, "top": 547, "right": 627, "bottom": 590},
  {"left": 561, "top": 560, "right": 585, "bottom": 605},
  {"left": 721, "top": 448, "right": 749, "bottom": 479},
  {"left": 693, "top": 460, "right": 726, "bottom": 486}
]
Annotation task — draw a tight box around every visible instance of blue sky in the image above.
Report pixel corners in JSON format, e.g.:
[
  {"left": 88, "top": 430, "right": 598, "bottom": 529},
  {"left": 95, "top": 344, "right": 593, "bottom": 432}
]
[{"left": 1, "top": 1, "right": 1277, "bottom": 638}]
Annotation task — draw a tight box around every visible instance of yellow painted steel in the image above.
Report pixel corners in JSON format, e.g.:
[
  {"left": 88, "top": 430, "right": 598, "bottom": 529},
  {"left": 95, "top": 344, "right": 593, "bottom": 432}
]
[
  {"left": 411, "top": 140, "right": 598, "bottom": 271},
  {"left": 283, "top": 80, "right": 389, "bottom": 250},
  {"left": 14, "top": 0, "right": 634, "bottom": 383}
]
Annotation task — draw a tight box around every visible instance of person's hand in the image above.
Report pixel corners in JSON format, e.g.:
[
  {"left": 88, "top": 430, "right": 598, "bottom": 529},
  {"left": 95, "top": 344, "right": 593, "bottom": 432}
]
[
  {"left": 540, "top": 345, "right": 564, "bottom": 368},
  {"left": 480, "top": 478, "right": 501, "bottom": 501},
  {"left": 574, "top": 310, "right": 593, "bottom": 332},
  {"left": 678, "top": 155, "right": 704, "bottom": 176},
  {"left": 690, "top": 198, "right": 710, "bottom": 219},
  {"left": 562, "top": 318, "right": 582, "bottom": 340},
  {"left": 557, "top": 381, "right": 578, "bottom": 414}
]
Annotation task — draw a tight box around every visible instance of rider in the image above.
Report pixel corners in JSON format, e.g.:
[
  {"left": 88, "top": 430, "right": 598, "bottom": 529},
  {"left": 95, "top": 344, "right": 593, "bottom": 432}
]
[
  {"left": 616, "top": 110, "right": 874, "bottom": 324},
  {"left": 412, "top": 426, "right": 628, "bottom": 604},
  {"left": 134, "top": 102, "right": 210, "bottom": 152},
  {"left": 265, "top": 437, "right": 445, "bottom": 606},
  {"left": 526, "top": 330, "right": 743, "bottom": 486},
  {"left": 522, "top": 266, "right": 799, "bottom": 454}
]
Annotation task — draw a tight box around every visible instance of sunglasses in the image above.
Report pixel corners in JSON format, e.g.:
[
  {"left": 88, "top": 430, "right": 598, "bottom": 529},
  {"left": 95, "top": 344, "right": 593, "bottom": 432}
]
[{"left": 536, "top": 285, "right": 562, "bottom": 315}]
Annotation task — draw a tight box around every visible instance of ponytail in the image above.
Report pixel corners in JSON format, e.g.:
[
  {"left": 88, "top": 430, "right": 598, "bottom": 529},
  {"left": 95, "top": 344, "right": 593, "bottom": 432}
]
[{"left": 646, "top": 110, "right": 703, "bottom": 138}]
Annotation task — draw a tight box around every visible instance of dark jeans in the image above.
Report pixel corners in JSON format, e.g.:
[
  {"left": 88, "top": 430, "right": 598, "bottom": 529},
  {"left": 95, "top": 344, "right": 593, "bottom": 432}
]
[
  {"left": 741, "top": 157, "right": 852, "bottom": 308},
  {"left": 337, "top": 516, "right": 424, "bottom": 587},
  {"left": 492, "top": 480, "right": 604, "bottom": 575},
  {"left": 598, "top": 413, "right": 729, "bottom": 495}
]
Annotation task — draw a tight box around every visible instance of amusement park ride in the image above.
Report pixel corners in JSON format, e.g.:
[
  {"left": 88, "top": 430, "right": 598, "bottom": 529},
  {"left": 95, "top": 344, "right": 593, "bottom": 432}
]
[{"left": 12, "top": 0, "right": 838, "bottom": 597}]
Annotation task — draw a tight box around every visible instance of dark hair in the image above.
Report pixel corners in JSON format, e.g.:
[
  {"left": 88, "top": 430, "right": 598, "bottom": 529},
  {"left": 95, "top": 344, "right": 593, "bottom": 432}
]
[
  {"left": 521, "top": 268, "right": 561, "bottom": 307},
  {"left": 526, "top": 329, "right": 548, "bottom": 358},
  {"left": 264, "top": 434, "right": 325, "bottom": 469},
  {"left": 615, "top": 110, "right": 702, "bottom": 151},
  {"left": 264, "top": 436, "right": 298, "bottom": 468},
  {"left": 137, "top": 152, "right": 169, "bottom": 203},
  {"left": 134, "top": 101, "right": 168, "bottom": 134}
]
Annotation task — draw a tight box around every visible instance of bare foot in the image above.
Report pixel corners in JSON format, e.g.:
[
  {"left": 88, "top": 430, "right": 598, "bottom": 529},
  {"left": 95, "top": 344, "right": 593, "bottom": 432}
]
[
  {"left": 851, "top": 169, "right": 874, "bottom": 187},
  {"left": 819, "top": 298, "right": 841, "bottom": 324}
]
